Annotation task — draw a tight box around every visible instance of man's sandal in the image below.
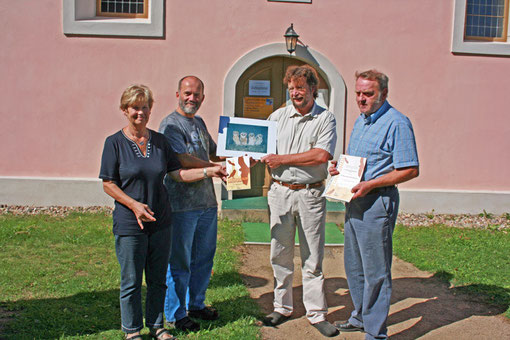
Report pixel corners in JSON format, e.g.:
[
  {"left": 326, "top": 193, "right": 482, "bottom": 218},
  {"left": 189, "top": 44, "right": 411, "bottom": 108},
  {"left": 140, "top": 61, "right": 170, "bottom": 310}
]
[
  {"left": 149, "top": 328, "right": 176, "bottom": 340},
  {"left": 125, "top": 333, "right": 142, "bottom": 340}
]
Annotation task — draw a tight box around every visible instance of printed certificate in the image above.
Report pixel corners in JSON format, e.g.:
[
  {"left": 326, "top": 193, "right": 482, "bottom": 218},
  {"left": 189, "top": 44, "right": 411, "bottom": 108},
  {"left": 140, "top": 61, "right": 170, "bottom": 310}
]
[
  {"left": 323, "top": 155, "right": 366, "bottom": 202},
  {"left": 225, "top": 156, "right": 251, "bottom": 191}
]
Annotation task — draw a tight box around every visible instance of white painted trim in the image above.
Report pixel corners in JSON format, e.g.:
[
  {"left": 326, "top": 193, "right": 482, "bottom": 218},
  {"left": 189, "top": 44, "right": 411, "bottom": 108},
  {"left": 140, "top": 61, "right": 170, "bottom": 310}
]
[
  {"left": 2, "top": 178, "right": 509, "bottom": 214},
  {"left": 63, "top": 0, "right": 164, "bottom": 37},
  {"left": 0, "top": 177, "right": 113, "bottom": 207},
  {"left": 399, "top": 188, "right": 510, "bottom": 214},
  {"left": 223, "top": 43, "right": 347, "bottom": 159},
  {"left": 452, "top": 0, "right": 510, "bottom": 56},
  {"left": 0, "top": 176, "right": 102, "bottom": 181}
]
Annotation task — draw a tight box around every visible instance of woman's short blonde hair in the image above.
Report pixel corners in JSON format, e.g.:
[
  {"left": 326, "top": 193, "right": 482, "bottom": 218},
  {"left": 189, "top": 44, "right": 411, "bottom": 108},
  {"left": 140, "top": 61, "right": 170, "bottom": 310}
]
[{"left": 119, "top": 84, "right": 154, "bottom": 110}]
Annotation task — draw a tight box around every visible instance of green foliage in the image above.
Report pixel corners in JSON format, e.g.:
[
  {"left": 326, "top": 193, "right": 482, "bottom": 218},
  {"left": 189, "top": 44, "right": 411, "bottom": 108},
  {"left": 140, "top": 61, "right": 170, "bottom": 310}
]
[
  {"left": 0, "top": 213, "right": 260, "bottom": 339},
  {"left": 394, "top": 224, "right": 510, "bottom": 317},
  {"left": 479, "top": 209, "right": 494, "bottom": 219},
  {"left": 425, "top": 209, "right": 435, "bottom": 219}
]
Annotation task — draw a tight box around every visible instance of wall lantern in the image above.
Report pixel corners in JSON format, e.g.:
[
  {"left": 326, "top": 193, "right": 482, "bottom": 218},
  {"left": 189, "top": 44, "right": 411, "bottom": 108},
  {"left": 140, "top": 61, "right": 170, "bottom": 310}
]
[{"left": 284, "top": 23, "right": 299, "bottom": 54}]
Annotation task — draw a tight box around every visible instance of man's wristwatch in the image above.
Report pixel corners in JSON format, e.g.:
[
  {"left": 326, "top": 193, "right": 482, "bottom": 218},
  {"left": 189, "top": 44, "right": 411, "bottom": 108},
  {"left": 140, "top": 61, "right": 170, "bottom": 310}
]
[{"left": 203, "top": 168, "right": 208, "bottom": 179}]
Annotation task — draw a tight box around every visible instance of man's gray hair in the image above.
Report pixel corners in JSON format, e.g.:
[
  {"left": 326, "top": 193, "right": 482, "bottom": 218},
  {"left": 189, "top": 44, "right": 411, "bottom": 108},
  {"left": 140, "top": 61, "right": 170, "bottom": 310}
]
[{"left": 355, "top": 70, "right": 389, "bottom": 92}]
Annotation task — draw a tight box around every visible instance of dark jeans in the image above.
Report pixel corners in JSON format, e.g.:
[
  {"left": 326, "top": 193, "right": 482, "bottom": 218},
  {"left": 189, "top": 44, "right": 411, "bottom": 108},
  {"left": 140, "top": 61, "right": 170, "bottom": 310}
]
[{"left": 115, "top": 227, "right": 171, "bottom": 334}]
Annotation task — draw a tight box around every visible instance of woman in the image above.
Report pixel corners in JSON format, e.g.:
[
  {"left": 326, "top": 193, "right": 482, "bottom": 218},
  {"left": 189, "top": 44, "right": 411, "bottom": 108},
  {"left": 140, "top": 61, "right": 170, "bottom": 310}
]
[{"left": 99, "top": 84, "right": 225, "bottom": 340}]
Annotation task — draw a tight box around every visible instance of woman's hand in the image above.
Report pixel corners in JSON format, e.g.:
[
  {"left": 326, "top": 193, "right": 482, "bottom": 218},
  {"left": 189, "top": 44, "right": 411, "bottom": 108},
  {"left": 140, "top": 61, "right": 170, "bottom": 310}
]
[
  {"left": 102, "top": 180, "right": 156, "bottom": 230},
  {"left": 130, "top": 201, "right": 156, "bottom": 230},
  {"left": 170, "top": 164, "right": 227, "bottom": 183}
]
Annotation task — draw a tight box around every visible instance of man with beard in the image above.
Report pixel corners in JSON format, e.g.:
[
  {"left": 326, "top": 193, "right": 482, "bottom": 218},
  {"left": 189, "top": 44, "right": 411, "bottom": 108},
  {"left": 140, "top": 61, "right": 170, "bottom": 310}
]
[
  {"left": 261, "top": 65, "right": 338, "bottom": 337},
  {"left": 159, "top": 76, "right": 224, "bottom": 332},
  {"left": 331, "top": 70, "right": 419, "bottom": 340}
]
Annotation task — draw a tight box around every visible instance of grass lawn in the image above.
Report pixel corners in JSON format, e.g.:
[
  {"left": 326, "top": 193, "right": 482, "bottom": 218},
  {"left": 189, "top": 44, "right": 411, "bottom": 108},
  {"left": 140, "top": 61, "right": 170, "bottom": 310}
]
[
  {"left": 1, "top": 212, "right": 509, "bottom": 339},
  {"left": 0, "top": 212, "right": 260, "bottom": 339},
  {"left": 393, "top": 223, "right": 510, "bottom": 317}
]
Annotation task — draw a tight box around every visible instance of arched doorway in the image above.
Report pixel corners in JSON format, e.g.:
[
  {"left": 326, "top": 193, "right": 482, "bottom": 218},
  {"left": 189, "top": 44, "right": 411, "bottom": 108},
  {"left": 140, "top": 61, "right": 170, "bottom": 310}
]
[
  {"left": 235, "top": 56, "right": 331, "bottom": 118},
  {"left": 233, "top": 56, "right": 330, "bottom": 198},
  {"left": 223, "top": 43, "right": 346, "bottom": 199}
]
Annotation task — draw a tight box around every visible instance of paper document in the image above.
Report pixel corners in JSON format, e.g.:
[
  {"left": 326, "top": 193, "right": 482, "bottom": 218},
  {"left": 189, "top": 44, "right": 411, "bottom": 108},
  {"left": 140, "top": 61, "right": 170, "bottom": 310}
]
[
  {"left": 226, "top": 156, "right": 251, "bottom": 191},
  {"left": 323, "top": 155, "right": 366, "bottom": 202}
]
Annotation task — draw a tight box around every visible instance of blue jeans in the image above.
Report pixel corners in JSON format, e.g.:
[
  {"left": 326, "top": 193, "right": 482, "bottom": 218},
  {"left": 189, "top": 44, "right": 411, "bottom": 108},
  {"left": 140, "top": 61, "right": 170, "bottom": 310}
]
[
  {"left": 115, "top": 227, "right": 171, "bottom": 334},
  {"left": 163, "top": 270, "right": 189, "bottom": 322},
  {"left": 164, "top": 207, "right": 217, "bottom": 322},
  {"left": 344, "top": 187, "right": 399, "bottom": 340}
]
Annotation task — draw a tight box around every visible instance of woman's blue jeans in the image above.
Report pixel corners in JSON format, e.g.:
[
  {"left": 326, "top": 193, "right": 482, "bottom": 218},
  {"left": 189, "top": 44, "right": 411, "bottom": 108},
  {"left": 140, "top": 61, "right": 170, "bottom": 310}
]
[
  {"left": 164, "top": 207, "right": 217, "bottom": 322},
  {"left": 115, "top": 227, "right": 171, "bottom": 334}
]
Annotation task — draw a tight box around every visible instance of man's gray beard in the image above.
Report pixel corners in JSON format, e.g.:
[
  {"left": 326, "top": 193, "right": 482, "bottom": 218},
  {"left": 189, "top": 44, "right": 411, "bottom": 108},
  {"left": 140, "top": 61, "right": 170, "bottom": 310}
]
[{"left": 179, "top": 99, "right": 200, "bottom": 115}]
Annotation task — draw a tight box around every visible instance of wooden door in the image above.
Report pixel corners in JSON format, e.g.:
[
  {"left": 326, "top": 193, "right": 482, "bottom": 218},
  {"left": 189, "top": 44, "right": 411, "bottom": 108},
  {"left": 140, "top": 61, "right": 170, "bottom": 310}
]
[{"left": 233, "top": 57, "right": 329, "bottom": 198}]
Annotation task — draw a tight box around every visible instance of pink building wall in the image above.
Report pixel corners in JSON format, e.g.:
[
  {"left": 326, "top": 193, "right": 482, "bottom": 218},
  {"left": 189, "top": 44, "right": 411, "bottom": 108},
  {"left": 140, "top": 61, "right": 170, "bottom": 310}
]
[{"left": 2, "top": 0, "right": 509, "bottom": 193}]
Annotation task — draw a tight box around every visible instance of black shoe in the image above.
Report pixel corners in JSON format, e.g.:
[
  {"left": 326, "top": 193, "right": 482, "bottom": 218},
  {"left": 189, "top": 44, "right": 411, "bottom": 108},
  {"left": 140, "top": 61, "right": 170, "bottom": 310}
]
[
  {"left": 175, "top": 316, "right": 200, "bottom": 332},
  {"left": 333, "top": 320, "right": 364, "bottom": 332},
  {"left": 263, "top": 311, "right": 291, "bottom": 326},
  {"left": 188, "top": 306, "right": 219, "bottom": 320},
  {"left": 312, "top": 321, "right": 340, "bottom": 337}
]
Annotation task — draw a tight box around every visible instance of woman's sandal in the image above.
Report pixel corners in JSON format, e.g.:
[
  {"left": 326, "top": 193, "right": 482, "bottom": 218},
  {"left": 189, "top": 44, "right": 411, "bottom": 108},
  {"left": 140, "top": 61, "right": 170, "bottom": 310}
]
[
  {"left": 149, "top": 328, "right": 176, "bottom": 340},
  {"left": 125, "top": 333, "right": 143, "bottom": 340}
]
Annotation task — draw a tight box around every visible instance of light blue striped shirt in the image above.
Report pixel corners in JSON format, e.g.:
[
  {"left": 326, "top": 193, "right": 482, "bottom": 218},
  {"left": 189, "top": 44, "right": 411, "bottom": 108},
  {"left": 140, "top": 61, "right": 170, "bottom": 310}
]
[{"left": 347, "top": 101, "right": 419, "bottom": 181}]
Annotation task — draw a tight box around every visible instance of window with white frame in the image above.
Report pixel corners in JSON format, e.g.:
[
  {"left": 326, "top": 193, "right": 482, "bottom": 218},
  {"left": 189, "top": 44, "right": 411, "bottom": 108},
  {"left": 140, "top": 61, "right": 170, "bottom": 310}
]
[
  {"left": 465, "top": 0, "right": 508, "bottom": 41},
  {"left": 452, "top": 0, "right": 510, "bottom": 56},
  {"left": 63, "top": 0, "right": 163, "bottom": 37},
  {"left": 96, "top": 0, "right": 148, "bottom": 19}
]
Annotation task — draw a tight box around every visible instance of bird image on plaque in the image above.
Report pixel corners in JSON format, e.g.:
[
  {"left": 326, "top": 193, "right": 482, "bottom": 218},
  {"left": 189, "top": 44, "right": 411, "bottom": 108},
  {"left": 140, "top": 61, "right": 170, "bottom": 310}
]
[
  {"left": 226, "top": 155, "right": 251, "bottom": 191},
  {"left": 217, "top": 116, "right": 277, "bottom": 159}
]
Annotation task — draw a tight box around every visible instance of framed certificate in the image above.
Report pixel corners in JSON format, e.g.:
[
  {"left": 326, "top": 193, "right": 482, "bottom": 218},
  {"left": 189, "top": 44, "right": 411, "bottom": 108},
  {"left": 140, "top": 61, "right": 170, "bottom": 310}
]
[{"left": 217, "top": 116, "right": 277, "bottom": 159}]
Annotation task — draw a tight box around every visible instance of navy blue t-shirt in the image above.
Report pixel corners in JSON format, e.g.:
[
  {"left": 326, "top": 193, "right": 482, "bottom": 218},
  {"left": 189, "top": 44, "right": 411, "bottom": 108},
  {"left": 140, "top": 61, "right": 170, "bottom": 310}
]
[{"left": 99, "top": 129, "right": 181, "bottom": 235}]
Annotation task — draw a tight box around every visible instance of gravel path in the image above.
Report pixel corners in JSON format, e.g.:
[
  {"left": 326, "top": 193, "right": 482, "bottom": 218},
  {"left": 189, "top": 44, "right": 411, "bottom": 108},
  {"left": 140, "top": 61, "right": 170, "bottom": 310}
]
[
  {"left": 1, "top": 205, "right": 508, "bottom": 230},
  {"left": 397, "top": 212, "right": 510, "bottom": 230}
]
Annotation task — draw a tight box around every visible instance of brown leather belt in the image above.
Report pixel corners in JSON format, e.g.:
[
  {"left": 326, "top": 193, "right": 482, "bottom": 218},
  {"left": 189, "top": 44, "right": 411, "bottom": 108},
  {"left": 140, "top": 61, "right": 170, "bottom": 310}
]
[{"left": 273, "top": 180, "right": 324, "bottom": 190}]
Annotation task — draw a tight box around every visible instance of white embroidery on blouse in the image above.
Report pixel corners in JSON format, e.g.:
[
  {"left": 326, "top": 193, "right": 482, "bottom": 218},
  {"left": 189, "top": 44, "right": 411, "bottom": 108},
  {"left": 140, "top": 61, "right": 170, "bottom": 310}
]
[{"left": 121, "top": 130, "right": 152, "bottom": 158}]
